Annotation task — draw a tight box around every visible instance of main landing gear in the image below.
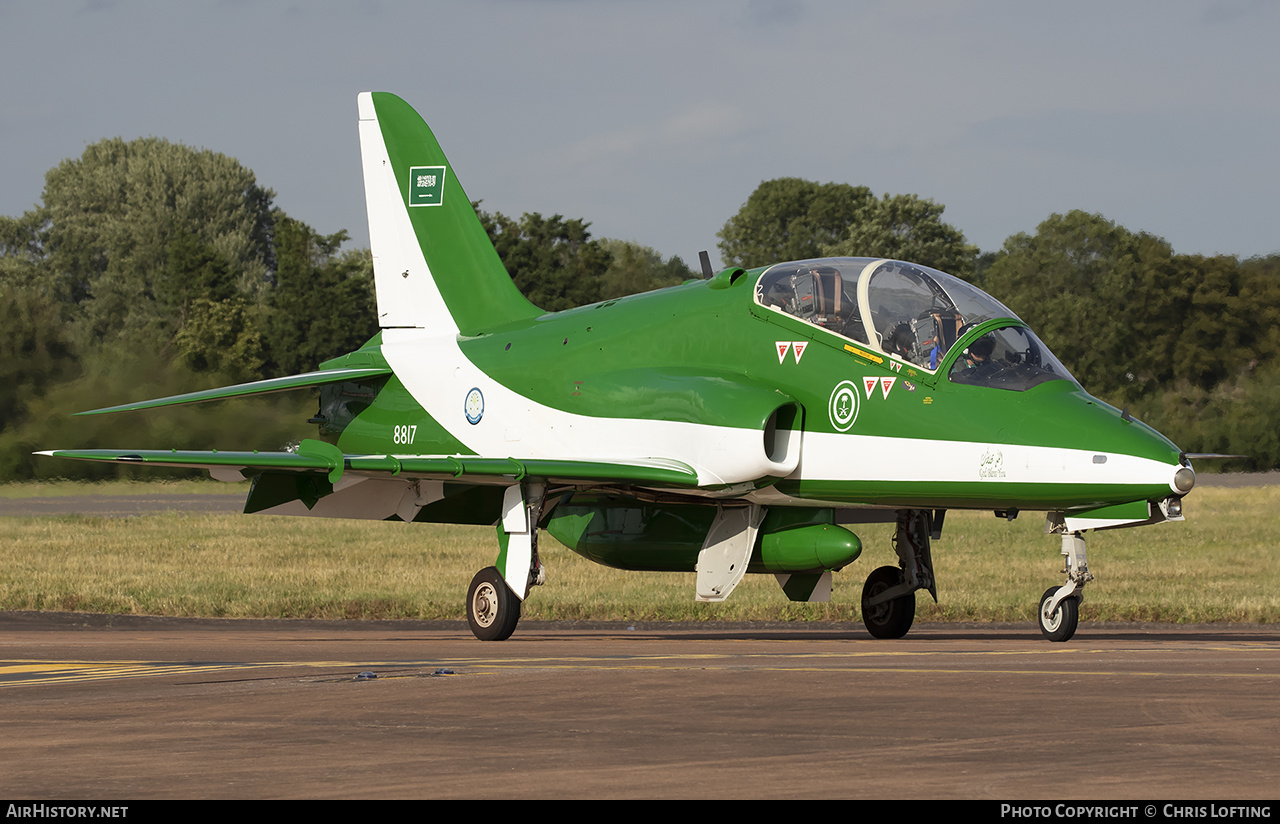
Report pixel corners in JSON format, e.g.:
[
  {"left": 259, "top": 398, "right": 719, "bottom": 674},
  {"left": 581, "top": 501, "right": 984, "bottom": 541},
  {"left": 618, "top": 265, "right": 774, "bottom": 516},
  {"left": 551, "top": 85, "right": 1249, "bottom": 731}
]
[
  {"left": 464, "top": 482, "right": 547, "bottom": 641},
  {"left": 861, "top": 565, "right": 915, "bottom": 639},
  {"left": 1038, "top": 528, "right": 1091, "bottom": 642},
  {"left": 466, "top": 567, "right": 521, "bottom": 641},
  {"left": 860, "top": 510, "right": 938, "bottom": 639}
]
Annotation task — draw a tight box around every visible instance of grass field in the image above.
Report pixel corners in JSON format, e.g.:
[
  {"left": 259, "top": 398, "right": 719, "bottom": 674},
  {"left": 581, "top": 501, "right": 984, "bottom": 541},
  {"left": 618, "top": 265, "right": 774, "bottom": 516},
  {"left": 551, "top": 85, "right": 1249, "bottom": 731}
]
[
  {"left": 1, "top": 481, "right": 1277, "bottom": 624},
  {"left": 0, "top": 478, "right": 238, "bottom": 498}
]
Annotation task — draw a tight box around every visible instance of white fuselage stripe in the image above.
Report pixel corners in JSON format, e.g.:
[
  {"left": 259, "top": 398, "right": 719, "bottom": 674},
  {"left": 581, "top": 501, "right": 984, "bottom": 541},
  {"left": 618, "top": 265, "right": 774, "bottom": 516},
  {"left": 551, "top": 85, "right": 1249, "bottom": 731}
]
[
  {"left": 797, "top": 431, "right": 1175, "bottom": 487},
  {"left": 381, "top": 330, "right": 788, "bottom": 486}
]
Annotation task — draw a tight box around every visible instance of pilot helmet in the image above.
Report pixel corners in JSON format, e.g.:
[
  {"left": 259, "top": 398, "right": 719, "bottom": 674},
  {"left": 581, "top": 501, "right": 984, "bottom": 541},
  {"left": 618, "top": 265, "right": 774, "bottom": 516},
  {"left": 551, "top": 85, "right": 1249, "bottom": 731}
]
[{"left": 967, "top": 335, "right": 996, "bottom": 360}]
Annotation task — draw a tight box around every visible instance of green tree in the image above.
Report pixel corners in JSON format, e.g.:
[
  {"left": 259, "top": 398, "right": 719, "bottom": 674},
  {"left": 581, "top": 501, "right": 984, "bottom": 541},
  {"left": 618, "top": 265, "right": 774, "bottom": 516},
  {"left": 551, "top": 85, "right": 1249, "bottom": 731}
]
[
  {"left": 1238, "top": 254, "right": 1280, "bottom": 366},
  {"left": 263, "top": 216, "right": 377, "bottom": 375},
  {"left": 717, "top": 179, "right": 977, "bottom": 277},
  {"left": 0, "top": 139, "right": 376, "bottom": 481},
  {"left": 0, "top": 285, "right": 79, "bottom": 433},
  {"left": 0, "top": 208, "right": 57, "bottom": 297},
  {"left": 1169, "top": 253, "right": 1252, "bottom": 390},
  {"left": 480, "top": 209, "right": 612, "bottom": 311},
  {"left": 38, "top": 137, "right": 275, "bottom": 349},
  {"left": 159, "top": 231, "right": 240, "bottom": 312},
  {"left": 826, "top": 193, "right": 978, "bottom": 279},
  {"left": 717, "top": 178, "right": 873, "bottom": 268},
  {"left": 597, "top": 239, "right": 693, "bottom": 299},
  {"left": 0, "top": 345, "right": 311, "bottom": 481},
  {"left": 984, "top": 211, "right": 1169, "bottom": 402},
  {"left": 983, "top": 211, "right": 1258, "bottom": 405},
  {"left": 971, "top": 249, "right": 1002, "bottom": 289},
  {"left": 173, "top": 298, "right": 265, "bottom": 382}
]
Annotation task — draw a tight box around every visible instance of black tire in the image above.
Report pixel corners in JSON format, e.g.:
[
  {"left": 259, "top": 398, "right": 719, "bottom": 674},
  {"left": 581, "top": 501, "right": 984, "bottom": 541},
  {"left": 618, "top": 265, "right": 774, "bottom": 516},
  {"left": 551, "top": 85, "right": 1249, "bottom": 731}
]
[
  {"left": 1038, "top": 586, "right": 1079, "bottom": 642},
  {"left": 861, "top": 565, "right": 916, "bottom": 639},
  {"left": 466, "top": 567, "right": 521, "bottom": 641}
]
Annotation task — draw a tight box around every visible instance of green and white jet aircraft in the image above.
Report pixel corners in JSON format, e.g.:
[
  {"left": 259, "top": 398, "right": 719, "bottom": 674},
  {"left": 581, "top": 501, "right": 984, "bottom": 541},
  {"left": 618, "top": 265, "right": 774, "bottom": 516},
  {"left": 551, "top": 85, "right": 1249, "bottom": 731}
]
[{"left": 42, "top": 92, "right": 1201, "bottom": 643}]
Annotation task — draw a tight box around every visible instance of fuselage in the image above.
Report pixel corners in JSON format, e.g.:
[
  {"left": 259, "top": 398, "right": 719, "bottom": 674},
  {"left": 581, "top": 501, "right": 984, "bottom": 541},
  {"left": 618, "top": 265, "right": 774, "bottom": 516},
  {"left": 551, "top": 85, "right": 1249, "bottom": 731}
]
[{"left": 325, "top": 256, "right": 1186, "bottom": 516}]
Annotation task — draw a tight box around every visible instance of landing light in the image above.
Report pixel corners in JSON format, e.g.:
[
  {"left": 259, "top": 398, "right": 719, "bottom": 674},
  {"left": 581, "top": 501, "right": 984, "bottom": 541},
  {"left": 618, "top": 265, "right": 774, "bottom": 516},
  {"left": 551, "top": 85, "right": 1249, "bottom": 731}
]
[{"left": 1173, "top": 467, "right": 1195, "bottom": 494}]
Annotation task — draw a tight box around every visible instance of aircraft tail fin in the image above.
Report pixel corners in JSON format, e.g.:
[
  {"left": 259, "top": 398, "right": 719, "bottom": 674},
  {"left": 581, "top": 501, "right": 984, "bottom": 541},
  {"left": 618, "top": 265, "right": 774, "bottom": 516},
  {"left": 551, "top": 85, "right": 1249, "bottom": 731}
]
[{"left": 357, "top": 92, "right": 540, "bottom": 334}]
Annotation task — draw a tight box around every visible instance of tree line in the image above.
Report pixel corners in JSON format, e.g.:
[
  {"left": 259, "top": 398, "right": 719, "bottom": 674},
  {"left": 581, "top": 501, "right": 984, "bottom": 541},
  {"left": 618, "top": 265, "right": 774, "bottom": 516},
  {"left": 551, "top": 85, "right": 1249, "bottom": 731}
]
[{"left": 1, "top": 138, "right": 1276, "bottom": 480}]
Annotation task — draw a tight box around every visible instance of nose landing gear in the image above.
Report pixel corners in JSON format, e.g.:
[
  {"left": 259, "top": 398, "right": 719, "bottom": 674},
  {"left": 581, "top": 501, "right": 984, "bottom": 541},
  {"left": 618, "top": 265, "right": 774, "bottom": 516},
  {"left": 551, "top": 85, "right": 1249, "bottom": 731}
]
[
  {"left": 1038, "top": 586, "right": 1079, "bottom": 642},
  {"left": 1039, "top": 527, "right": 1091, "bottom": 642}
]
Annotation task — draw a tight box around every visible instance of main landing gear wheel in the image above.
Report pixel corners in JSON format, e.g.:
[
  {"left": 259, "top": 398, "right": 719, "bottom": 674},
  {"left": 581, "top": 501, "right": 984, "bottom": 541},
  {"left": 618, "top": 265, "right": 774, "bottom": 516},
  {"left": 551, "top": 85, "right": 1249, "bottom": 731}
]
[
  {"left": 861, "top": 565, "right": 916, "bottom": 639},
  {"left": 1038, "top": 586, "right": 1079, "bottom": 643},
  {"left": 467, "top": 567, "right": 521, "bottom": 641}
]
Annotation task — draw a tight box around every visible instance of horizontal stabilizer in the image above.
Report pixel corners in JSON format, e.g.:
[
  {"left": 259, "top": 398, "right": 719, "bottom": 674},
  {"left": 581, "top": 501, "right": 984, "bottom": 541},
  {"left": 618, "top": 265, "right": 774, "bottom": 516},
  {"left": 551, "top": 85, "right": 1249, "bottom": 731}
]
[
  {"left": 37, "top": 440, "right": 348, "bottom": 483},
  {"left": 74, "top": 367, "right": 393, "bottom": 416}
]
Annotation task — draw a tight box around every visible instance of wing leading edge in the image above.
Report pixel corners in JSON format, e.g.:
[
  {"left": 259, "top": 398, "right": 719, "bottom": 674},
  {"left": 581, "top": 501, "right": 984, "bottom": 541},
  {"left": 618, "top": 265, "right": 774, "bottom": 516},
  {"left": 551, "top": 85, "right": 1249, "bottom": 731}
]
[
  {"left": 73, "top": 367, "right": 394, "bottom": 416},
  {"left": 38, "top": 441, "right": 702, "bottom": 488}
]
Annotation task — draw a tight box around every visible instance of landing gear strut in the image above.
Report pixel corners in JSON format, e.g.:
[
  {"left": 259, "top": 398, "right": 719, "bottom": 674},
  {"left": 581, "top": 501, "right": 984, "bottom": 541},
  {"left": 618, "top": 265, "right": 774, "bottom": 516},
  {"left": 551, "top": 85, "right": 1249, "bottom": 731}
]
[
  {"left": 860, "top": 509, "right": 938, "bottom": 639},
  {"left": 465, "top": 481, "right": 548, "bottom": 641},
  {"left": 1038, "top": 526, "right": 1091, "bottom": 642}
]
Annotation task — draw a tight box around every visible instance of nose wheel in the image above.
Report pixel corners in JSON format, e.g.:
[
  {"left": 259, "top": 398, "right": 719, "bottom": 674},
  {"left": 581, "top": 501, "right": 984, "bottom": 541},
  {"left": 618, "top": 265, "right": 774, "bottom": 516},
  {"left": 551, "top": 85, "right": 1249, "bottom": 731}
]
[{"left": 1038, "top": 586, "right": 1079, "bottom": 642}]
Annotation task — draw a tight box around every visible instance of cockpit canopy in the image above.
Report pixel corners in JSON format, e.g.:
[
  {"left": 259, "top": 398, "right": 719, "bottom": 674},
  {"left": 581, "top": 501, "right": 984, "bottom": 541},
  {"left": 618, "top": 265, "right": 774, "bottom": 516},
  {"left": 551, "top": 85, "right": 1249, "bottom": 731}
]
[{"left": 754, "top": 257, "right": 1077, "bottom": 391}]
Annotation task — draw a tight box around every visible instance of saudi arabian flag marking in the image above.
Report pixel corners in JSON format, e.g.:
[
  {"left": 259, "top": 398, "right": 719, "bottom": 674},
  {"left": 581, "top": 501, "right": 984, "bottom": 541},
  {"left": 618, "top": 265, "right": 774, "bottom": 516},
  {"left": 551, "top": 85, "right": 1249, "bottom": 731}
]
[{"left": 409, "top": 166, "right": 447, "bottom": 206}]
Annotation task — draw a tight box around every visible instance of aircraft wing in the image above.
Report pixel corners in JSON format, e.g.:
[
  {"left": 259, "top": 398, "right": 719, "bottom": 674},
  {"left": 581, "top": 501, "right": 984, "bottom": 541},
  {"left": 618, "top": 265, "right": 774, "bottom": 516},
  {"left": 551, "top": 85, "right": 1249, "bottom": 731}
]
[
  {"left": 72, "top": 367, "right": 393, "bottom": 416},
  {"left": 37, "top": 440, "right": 701, "bottom": 488}
]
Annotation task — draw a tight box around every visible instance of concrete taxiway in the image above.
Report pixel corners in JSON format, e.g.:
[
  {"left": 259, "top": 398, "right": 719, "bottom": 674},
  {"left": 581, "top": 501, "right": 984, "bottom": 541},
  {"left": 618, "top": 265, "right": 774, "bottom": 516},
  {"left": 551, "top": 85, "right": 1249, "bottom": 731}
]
[{"left": 1, "top": 612, "right": 1277, "bottom": 799}]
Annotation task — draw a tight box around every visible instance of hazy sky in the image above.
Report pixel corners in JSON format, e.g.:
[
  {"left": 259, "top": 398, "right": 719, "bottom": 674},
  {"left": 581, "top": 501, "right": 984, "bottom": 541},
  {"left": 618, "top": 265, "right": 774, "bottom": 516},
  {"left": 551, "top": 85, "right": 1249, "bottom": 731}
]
[{"left": 3, "top": 1, "right": 1277, "bottom": 270}]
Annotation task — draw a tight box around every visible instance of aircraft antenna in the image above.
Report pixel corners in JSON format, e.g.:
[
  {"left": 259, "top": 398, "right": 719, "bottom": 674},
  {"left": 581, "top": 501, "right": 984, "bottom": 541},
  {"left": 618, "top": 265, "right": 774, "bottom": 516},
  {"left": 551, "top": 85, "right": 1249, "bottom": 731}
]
[{"left": 699, "top": 251, "right": 714, "bottom": 279}]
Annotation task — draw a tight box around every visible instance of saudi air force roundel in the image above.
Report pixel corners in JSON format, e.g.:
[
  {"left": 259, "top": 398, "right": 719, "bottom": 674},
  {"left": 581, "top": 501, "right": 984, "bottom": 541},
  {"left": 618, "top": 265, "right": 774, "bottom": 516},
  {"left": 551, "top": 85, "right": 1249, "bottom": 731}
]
[{"left": 828, "top": 380, "right": 860, "bottom": 432}]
